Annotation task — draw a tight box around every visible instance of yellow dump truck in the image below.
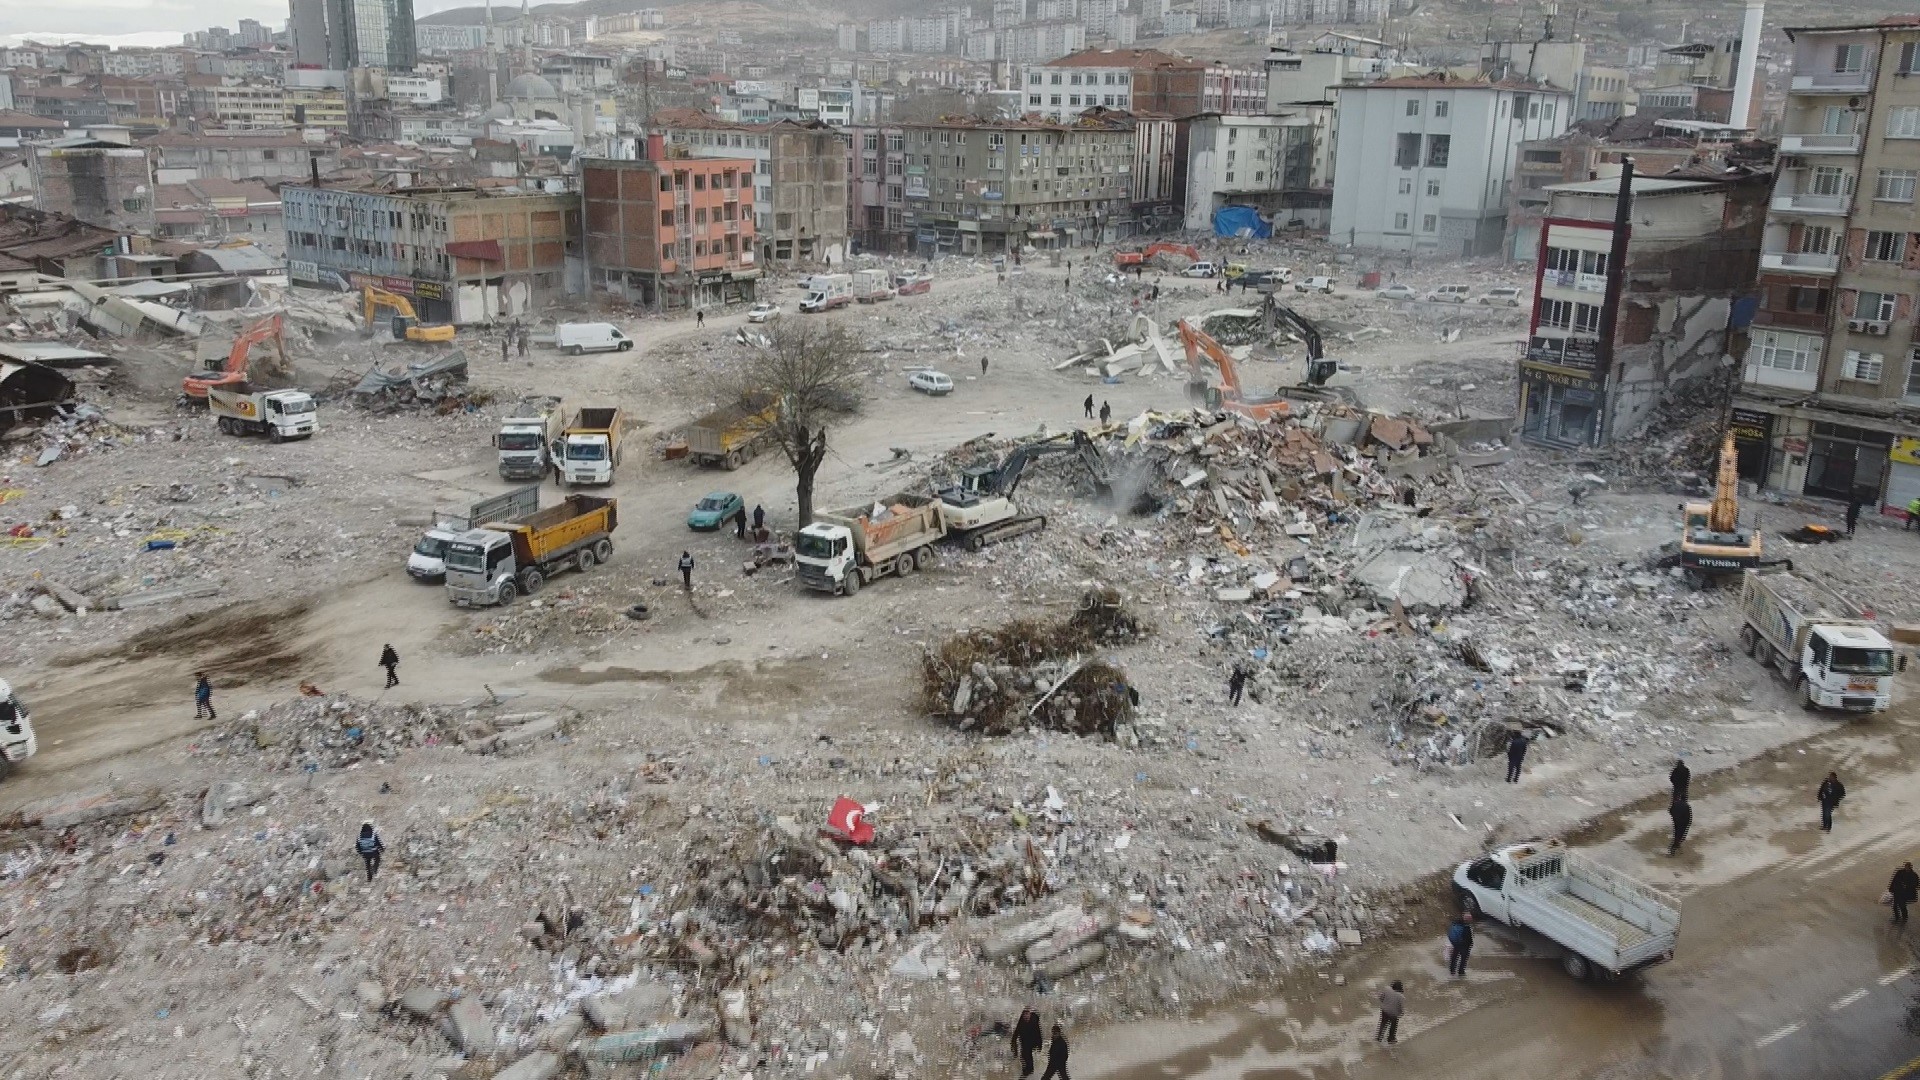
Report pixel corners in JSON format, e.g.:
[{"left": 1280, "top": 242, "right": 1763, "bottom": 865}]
[
  {"left": 444, "top": 493, "right": 617, "bottom": 606},
  {"left": 684, "top": 393, "right": 778, "bottom": 470}
]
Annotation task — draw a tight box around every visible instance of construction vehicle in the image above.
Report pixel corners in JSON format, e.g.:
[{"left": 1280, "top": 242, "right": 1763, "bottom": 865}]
[
  {"left": 1678, "top": 434, "right": 1765, "bottom": 588},
  {"left": 1739, "top": 567, "right": 1894, "bottom": 712},
  {"left": 0, "top": 676, "right": 37, "bottom": 780},
  {"left": 558, "top": 406, "right": 623, "bottom": 486},
  {"left": 1177, "top": 318, "right": 1298, "bottom": 422},
  {"left": 1114, "top": 241, "right": 1201, "bottom": 269},
  {"left": 408, "top": 484, "right": 542, "bottom": 582},
  {"left": 1259, "top": 297, "right": 1339, "bottom": 388},
  {"left": 1454, "top": 839, "right": 1680, "bottom": 981},
  {"left": 494, "top": 396, "right": 567, "bottom": 480},
  {"left": 796, "top": 495, "right": 946, "bottom": 596},
  {"left": 362, "top": 286, "right": 455, "bottom": 344},
  {"left": 208, "top": 386, "right": 317, "bottom": 442},
  {"left": 853, "top": 269, "right": 895, "bottom": 303},
  {"left": 183, "top": 313, "right": 290, "bottom": 402},
  {"left": 937, "top": 432, "right": 1111, "bottom": 551},
  {"left": 685, "top": 393, "right": 779, "bottom": 470},
  {"left": 444, "top": 493, "right": 617, "bottom": 607}
]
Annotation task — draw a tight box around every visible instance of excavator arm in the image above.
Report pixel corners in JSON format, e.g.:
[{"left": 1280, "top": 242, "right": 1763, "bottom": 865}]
[
  {"left": 1708, "top": 432, "right": 1740, "bottom": 534},
  {"left": 1264, "top": 300, "right": 1337, "bottom": 386},
  {"left": 1177, "top": 318, "right": 1246, "bottom": 397},
  {"left": 183, "top": 313, "right": 285, "bottom": 399}
]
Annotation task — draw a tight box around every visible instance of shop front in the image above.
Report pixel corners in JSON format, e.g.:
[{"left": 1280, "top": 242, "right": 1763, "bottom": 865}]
[
  {"left": 1729, "top": 406, "right": 1772, "bottom": 482},
  {"left": 1803, "top": 421, "right": 1890, "bottom": 504},
  {"left": 1519, "top": 334, "right": 1606, "bottom": 448}
]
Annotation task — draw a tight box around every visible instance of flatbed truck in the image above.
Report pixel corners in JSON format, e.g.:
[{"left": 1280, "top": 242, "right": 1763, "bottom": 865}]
[{"left": 1455, "top": 840, "right": 1680, "bottom": 981}]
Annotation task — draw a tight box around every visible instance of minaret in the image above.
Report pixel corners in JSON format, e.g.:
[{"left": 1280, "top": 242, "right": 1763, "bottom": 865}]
[{"left": 485, "top": 0, "right": 498, "bottom": 107}]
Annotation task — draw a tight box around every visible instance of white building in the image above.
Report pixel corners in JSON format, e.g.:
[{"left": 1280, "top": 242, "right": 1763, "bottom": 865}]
[
  {"left": 1183, "top": 112, "right": 1324, "bottom": 230},
  {"left": 1083, "top": 0, "right": 1121, "bottom": 38},
  {"left": 837, "top": 24, "right": 859, "bottom": 51},
  {"left": 1002, "top": 22, "right": 1088, "bottom": 66},
  {"left": 907, "top": 16, "right": 952, "bottom": 53},
  {"left": 1328, "top": 74, "right": 1571, "bottom": 256},
  {"left": 1021, "top": 59, "right": 1133, "bottom": 122},
  {"left": 869, "top": 19, "right": 906, "bottom": 52},
  {"left": 1272, "top": 0, "right": 1388, "bottom": 23}
]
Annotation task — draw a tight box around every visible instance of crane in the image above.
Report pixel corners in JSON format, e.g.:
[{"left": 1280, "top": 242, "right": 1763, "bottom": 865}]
[
  {"left": 1177, "top": 318, "right": 1296, "bottom": 422},
  {"left": 1677, "top": 432, "right": 1764, "bottom": 587},
  {"left": 182, "top": 313, "right": 289, "bottom": 402},
  {"left": 362, "top": 286, "right": 456, "bottom": 344},
  {"left": 939, "top": 432, "right": 1112, "bottom": 550}
]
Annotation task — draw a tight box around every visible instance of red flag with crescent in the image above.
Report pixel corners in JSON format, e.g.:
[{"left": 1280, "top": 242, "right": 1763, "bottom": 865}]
[{"left": 824, "top": 796, "right": 874, "bottom": 845}]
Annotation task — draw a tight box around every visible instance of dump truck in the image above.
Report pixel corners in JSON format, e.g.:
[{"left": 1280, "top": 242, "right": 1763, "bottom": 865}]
[
  {"left": 495, "top": 396, "right": 567, "bottom": 480},
  {"left": 1739, "top": 567, "right": 1894, "bottom": 711},
  {"left": 799, "top": 274, "right": 853, "bottom": 313},
  {"left": 1454, "top": 839, "right": 1681, "bottom": 981},
  {"left": 209, "top": 386, "right": 317, "bottom": 442},
  {"left": 559, "top": 406, "right": 623, "bottom": 486},
  {"left": 684, "top": 393, "right": 778, "bottom": 470},
  {"left": 853, "top": 269, "right": 894, "bottom": 303},
  {"left": 0, "top": 677, "right": 37, "bottom": 781},
  {"left": 408, "top": 484, "right": 542, "bottom": 582},
  {"left": 444, "top": 493, "right": 617, "bottom": 607},
  {"left": 795, "top": 495, "right": 946, "bottom": 596}
]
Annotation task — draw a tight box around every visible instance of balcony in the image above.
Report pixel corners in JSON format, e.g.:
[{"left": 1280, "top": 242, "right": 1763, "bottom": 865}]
[
  {"left": 1769, "top": 191, "right": 1850, "bottom": 215},
  {"left": 1759, "top": 250, "right": 1839, "bottom": 274},
  {"left": 1778, "top": 133, "right": 1862, "bottom": 154},
  {"left": 1790, "top": 71, "right": 1873, "bottom": 94}
]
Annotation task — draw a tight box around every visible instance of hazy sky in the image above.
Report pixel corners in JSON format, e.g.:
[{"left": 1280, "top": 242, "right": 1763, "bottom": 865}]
[{"left": 1, "top": 0, "right": 476, "bottom": 43}]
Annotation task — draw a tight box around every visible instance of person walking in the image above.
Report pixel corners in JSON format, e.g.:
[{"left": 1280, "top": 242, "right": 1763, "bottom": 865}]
[
  {"left": 1012, "top": 1007, "right": 1044, "bottom": 1079},
  {"left": 1374, "top": 980, "right": 1405, "bottom": 1044},
  {"left": 1668, "top": 797, "right": 1692, "bottom": 856},
  {"left": 1670, "top": 757, "right": 1691, "bottom": 802},
  {"left": 696, "top": 309, "right": 705, "bottom": 329},
  {"left": 500, "top": 335, "right": 510, "bottom": 363},
  {"left": 1039, "top": 1024, "right": 1071, "bottom": 1080},
  {"left": 1082, "top": 394, "right": 1095, "bottom": 419},
  {"left": 1446, "top": 912, "right": 1474, "bottom": 976},
  {"left": 1818, "top": 771, "right": 1846, "bottom": 832},
  {"left": 1227, "top": 666, "right": 1246, "bottom": 707},
  {"left": 752, "top": 504, "right": 766, "bottom": 531},
  {"left": 1890, "top": 862, "right": 1919, "bottom": 926},
  {"left": 1098, "top": 401, "right": 1111, "bottom": 424},
  {"left": 355, "top": 822, "right": 384, "bottom": 882},
  {"left": 678, "top": 551, "right": 695, "bottom": 592},
  {"left": 194, "top": 672, "right": 216, "bottom": 721},
  {"left": 516, "top": 328, "right": 529, "bottom": 357},
  {"left": 734, "top": 508, "right": 747, "bottom": 539},
  {"left": 1505, "top": 727, "right": 1530, "bottom": 783},
  {"left": 379, "top": 644, "right": 399, "bottom": 689},
  {"left": 980, "top": 354, "right": 989, "bottom": 377},
  {"left": 1846, "top": 493, "right": 1863, "bottom": 536}
]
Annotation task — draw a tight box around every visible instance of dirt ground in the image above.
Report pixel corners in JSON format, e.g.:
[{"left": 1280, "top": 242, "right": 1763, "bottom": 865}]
[{"left": 0, "top": 243, "right": 1910, "bottom": 1079}]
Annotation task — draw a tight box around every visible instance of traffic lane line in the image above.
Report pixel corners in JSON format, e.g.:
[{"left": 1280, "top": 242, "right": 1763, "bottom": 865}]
[
  {"left": 1831, "top": 989, "right": 1869, "bottom": 1010},
  {"left": 1881, "top": 966, "right": 1912, "bottom": 986},
  {"left": 1755, "top": 1023, "right": 1802, "bottom": 1049}
]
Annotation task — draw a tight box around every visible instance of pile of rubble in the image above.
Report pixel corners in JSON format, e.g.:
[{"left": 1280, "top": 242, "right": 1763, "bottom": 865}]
[
  {"left": 203, "top": 694, "right": 577, "bottom": 768},
  {"left": 920, "top": 589, "right": 1146, "bottom": 736}
]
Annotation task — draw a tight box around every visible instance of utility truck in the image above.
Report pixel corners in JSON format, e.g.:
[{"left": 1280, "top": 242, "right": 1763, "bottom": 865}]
[
  {"left": 1739, "top": 567, "right": 1894, "bottom": 711},
  {"left": 853, "top": 269, "right": 894, "bottom": 303},
  {"left": 408, "top": 485, "right": 541, "bottom": 582},
  {"left": 209, "top": 386, "right": 317, "bottom": 442},
  {"left": 444, "top": 494, "right": 617, "bottom": 607},
  {"left": 796, "top": 496, "right": 945, "bottom": 596},
  {"left": 1454, "top": 839, "right": 1681, "bottom": 981},
  {"left": 684, "top": 393, "right": 778, "bottom": 470},
  {"left": 0, "top": 677, "right": 36, "bottom": 780},
  {"left": 799, "top": 274, "right": 853, "bottom": 313},
  {"left": 495, "top": 396, "right": 566, "bottom": 480},
  {"left": 559, "top": 406, "right": 623, "bottom": 486}
]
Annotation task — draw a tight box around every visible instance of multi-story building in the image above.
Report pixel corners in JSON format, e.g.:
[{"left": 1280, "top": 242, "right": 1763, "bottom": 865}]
[
  {"left": 18, "top": 85, "right": 120, "bottom": 128},
  {"left": 1329, "top": 74, "right": 1572, "bottom": 255},
  {"left": 152, "top": 177, "right": 283, "bottom": 248},
  {"left": 1001, "top": 23, "right": 1087, "bottom": 66},
  {"left": 101, "top": 49, "right": 188, "bottom": 78},
  {"left": 415, "top": 25, "right": 487, "bottom": 54},
  {"left": 1021, "top": 54, "right": 1136, "bottom": 122},
  {"left": 99, "top": 76, "right": 190, "bottom": 126},
  {"left": 284, "top": 87, "right": 349, "bottom": 131},
  {"left": 1518, "top": 170, "right": 1769, "bottom": 447},
  {"left": 581, "top": 138, "right": 758, "bottom": 309},
  {"left": 187, "top": 80, "right": 288, "bottom": 129},
  {"left": 1271, "top": 0, "right": 1389, "bottom": 23},
  {"left": 1026, "top": 48, "right": 1267, "bottom": 122},
  {"left": 289, "top": 0, "right": 417, "bottom": 69},
  {"left": 1481, "top": 41, "right": 1634, "bottom": 126},
  {"left": 848, "top": 124, "right": 910, "bottom": 252},
  {"left": 143, "top": 130, "right": 340, "bottom": 183},
  {"left": 1735, "top": 19, "right": 1920, "bottom": 510},
  {"left": 30, "top": 132, "right": 153, "bottom": 232},
  {"left": 1183, "top": 111, "right": 1326, "bottom": 231},
  {"left": 897, "top": 112, "right": 1134, "bottom": 255},
  {"left": 282, "top": 183, "right": 577, "bottom": 323},
  {"left": 651, "top": 110, "right": 849, "bottom": 265}
]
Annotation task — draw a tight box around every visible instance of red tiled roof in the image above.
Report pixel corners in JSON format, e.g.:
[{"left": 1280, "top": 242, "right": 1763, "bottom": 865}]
[
  {"left": 0, "top": 109, "right": 66, "bottom": 130},
  {"left": 1043, "top": 48, "right": 1201, "bottom": 70}
]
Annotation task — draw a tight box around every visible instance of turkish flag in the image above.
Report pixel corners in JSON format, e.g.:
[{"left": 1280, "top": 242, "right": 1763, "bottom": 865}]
[{"left": 823, "top": 797, "right": 875, "bottom": 846}]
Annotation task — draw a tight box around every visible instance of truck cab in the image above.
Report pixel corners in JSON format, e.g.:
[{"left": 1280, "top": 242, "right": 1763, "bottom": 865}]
[
  {"left": 795, "top": 523, "right": 856, "bottom": 593},
  {"left": 496, "top": 424, "right": 551, "bottom": 479},
  {"left": 0, "top": 678, "right": 37, "bottom": 779},
  {"left": 444, "top": 528, "right": 518, "bottom": 606},
  {"left": 562, "top": 433, "right": 613, "bottom": 485},
  {"left": 1801, "top": 625, "right": 1895, "bottom": 710}
]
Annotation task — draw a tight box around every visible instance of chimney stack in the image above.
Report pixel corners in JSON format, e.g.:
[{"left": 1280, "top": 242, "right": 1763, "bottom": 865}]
[{"left": 1730, "top": 0, "right": 1763, "bottom": 130}]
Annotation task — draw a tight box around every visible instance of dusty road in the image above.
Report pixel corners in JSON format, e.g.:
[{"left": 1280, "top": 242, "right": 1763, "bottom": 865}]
[{"left": 1076, "top": 710, "right": 1920, "bottom": 1080}]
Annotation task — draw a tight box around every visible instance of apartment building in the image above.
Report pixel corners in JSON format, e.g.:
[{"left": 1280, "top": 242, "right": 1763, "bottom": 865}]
[
  {"left": 897, "top": 113, "right": 1134, "bottom": 255},
  {"left": 186, "top": 80, "right": 288, "bottom": 129},
  {"left": 1735, "top": 19, "right": 1920, "bottom": 511},
  {"left": 651, "top": 110, "right": 848, "bottom": 265},
  {"left": 848, "top": 124, "right": 910, "bottom": 252},
  {"left": 1183, "top": 112, "right": 1324, "bottom": 231},
  {"left": 1026, "top": 48, "right": 1267, "bottom": 121},
  {"left": 30, "top": 134, "right": 154, "bottom": 232},
  {"left": 143, "top": 130, "right": 339, "bottom": 183},
  {"left": 282, "top": 183, "right": 577, "bottom": 323},
  {"left": 1328, "top": 74, "right": 1571, "bottom": 255},
  {"left": 581, "top": 139, "right": 759, "bottom": 310},
  {"left": 1020, "top": 54, "right": 1137, "bottom": 123}
]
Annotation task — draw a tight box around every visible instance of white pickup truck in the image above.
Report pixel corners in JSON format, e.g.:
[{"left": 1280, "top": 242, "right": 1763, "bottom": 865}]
[{"left": 1454, "top": 840, "right": 1680, "bottom": 981}]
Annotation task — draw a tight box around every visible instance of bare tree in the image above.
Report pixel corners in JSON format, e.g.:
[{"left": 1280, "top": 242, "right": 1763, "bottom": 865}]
[{"left": 723, "top": 320, "right": 867, "bottom": 528}]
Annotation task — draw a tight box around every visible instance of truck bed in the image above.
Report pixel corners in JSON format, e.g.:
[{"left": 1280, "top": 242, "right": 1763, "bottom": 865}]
[
  {"left": 1749, "top": 568, "right": 1860, "bottom": 623},
  {"left": 572, "top": 408, "right": 620, "bottom": 432},
  {"left": 1511, "top": 849, "right": 1678, "bottom": 972},
  {"left": 1540, "top": 889, "right": 1655, "bottom": 952}
]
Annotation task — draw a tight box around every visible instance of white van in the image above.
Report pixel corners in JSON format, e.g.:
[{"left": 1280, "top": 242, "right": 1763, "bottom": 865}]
[
  {"left": 555, "top": 322, "right": 634, "bottom": 355},
  {"left": 1426, "top": 284, "right": 1472, "bottom": 303}
]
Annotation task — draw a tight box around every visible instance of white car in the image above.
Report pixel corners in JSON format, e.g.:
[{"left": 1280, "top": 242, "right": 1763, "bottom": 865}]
[
  {"left": 1182, "top": 262, "right": 1218, "bottom": 278},
  {"left": 1295, "top": 275, "right": 1335, "bottom": 294},
  {"left": 1478, "top": 287, "right": 1523, "bottom": 307},
  {"left": 1427, "top": 284, "right": 1472, "bottom": 303},
  {"left": 1377, "top": 284, "right": 1418, "bottom": 301},
  {"left": 746, "top": 301, "right": 781, "bottom": 323},
  {"left": 908, "top": 369, "right": 954, "bottom": 396}
]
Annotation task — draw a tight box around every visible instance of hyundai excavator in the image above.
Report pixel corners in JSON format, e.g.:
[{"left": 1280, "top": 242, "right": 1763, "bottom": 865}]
[
  {"left": 363, "top": 286, "right": 456, "bottom": 343},
  {"left": 938, "top": 431, "right": 1112, "bottom": 550},
  {"left": 182, "top": 312, "right": 291, "bottom": 403},
  {"left": 1677, "top": 432, "right": 1767, "bottom": 588}
]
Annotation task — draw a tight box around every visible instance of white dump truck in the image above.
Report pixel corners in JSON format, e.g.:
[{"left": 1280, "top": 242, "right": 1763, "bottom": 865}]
[
  {"left": 559, "top": 406, "right": 624, "bottom": 486},
  {"left": 407, "top": 484, "right": 542, "bottom": 582},
  {"left": 209, "top": 386, "right": 317, "bottom": 442},
  {"left": 1454, "top": 839, "right": 1680, "bottom": 981},
  {"left": 0, "top": 677, "right": 38, "bottom": 780},
  {"left": 1738, "top": 567, "right": 1894, "bottom": 712},
  {"left": 494, "top": 396, "right": 566, "bottom": 481},
  {"left": 795, "top": 495, "right": 946, "bottom": 596}
]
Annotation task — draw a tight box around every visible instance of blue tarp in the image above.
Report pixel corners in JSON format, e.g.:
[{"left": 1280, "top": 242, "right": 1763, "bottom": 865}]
[{"left": 1212, "top": 205, "right": 1271, "bottom": 239}]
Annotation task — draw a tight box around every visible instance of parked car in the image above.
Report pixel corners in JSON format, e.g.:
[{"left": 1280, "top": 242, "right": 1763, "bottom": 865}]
[
  {"left": 1427, "top": 284, "right": 1472, "bottom": 303},
  {"left": 1377, "top": 283, "right": 1418, "bottom": 301},
  {"left": 1182, "top": 262, "right": 1219, "bottom": 278},
  {"left": 1478, "top": 287, "right": 1523, "bottom": 307},
  {"left": 908, "top": 369, "right": 955, "bottom": 396},
  {"left": 687, "top": 491, "right": 746, "bottom": 531},
  {"left": 555, "top": 322, "right": 634, "bottom": 355},
  {"left": 746, "top": 301, "right": 781, "bottom": 323},
  {"left": 1295, "top": 275, "right": 1336, "bottom": 294},
  {"left": 1240, "top": 268, "right": 1292, "bottom": 289}
]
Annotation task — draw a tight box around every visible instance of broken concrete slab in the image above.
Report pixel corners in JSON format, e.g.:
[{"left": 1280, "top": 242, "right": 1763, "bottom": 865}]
[
  {"left": 1034, "top": 941, "right": 1107, "bottom": 980},
  {"left": 200, "top": 780, "right": 262, "bottom": 827},
  {"left": 981, "top": 906, "right": 1087, "bottom": 962},
  {"left": 493, "top": 1052, "right": 562, "bottom": 1080},
  {"left": 11, "top": 788, "right": 163, "bottom": 829},
  {"left": 470, "top": 716, "right": 558, "bottom": 754},
  {"left": 397, "top": 987, "right": 452, "bottom": 1020},
  {"left": 533, "top": 1011, "right": 585, "bottom": 1050},
  {"left": 445, "top": 997, "right": 494, "bottom": 1055},
  {"left": 581, "top": 1021, "right": 714, "bottom": 1063},
  {"left": 1351, "top": 548, "right": 1465, "bottom": 611},
  {"left": 1027, "top": 912, "right": 1115, "bottom": 965},
  {"left": 582, "top": 981, "right": 672, "bottom": 1032},
  {"left": 100, "top": 582, "right": 223, "bottom": 611}
]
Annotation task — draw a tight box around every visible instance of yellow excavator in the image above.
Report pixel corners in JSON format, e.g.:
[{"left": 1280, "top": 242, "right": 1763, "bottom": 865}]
[
  {"left": 1678, "top": 432, "right": 1765, "bottom": 587},
  {"left": 362, "top": 286, "right": 455, "bottom": 343}
]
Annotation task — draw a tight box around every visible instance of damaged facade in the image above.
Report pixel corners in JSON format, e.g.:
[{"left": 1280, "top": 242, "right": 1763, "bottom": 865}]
[{"left": 580, "top": 136, "right": 761, "bottom": 311}]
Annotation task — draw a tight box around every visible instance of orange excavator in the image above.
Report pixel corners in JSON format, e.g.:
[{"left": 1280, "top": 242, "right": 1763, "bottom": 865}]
[
  {"left": 1176, "top": 318, "right": 1295, "bottom": 422},
  {"left": 182, "top": 313, "right": 290, "bottom": 402},
  {"left": 1114, "top": 240, "right": 1201, "bottom": 269}
]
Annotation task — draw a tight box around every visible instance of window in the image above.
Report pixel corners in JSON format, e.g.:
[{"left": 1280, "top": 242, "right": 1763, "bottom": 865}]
[
  {"left": 660, "top": 209, "right": 673, "bottom": 227},
  {"left": 1808, "top": 165, "right": 1854, "bottom": 197},
  {"left": 1069, "top": 95, "right": 1081, "bottom": 106},
  {"left": 1539, "top": 297, "right": 1572, "bottom": 329},
  {"left": 1421, "top": 214, "right": 1437, "bottom": 232},
  {"left": 1426, "top": 179, "right": 1440, "bottom": 196},
  {"left": 1785, "top": 285, "right": 1830, "bottom": 314},
  {"left": 1029, "top": 94, "right": 1042, "bottom": 106},
  {"left": 1545, "top": 246, "right": 1579, "bottom": 273},
  {"left": 1580, "top": 250, "right": 1609, "bottom": 276},
  {"left": 1856, "top": 291, "right": 1898, "bottom": 322},
  {"left": 1405, "top": 99, "right": 1420, "bottom": 116},
  {"left": 1426, "top": 135, "right": 1450, "bottom": 168},
  {"left": 1434, "top": 100, "right": 1449, "bottom": 118},
  {"left": 1833, "top": 43, "right": 1865, "bottom": 73},
  {"left": 661, "top": 244, "right": 673, "bottom": 261},
  {"left": 1799, "top": 225, "right": 1836, "bottom": 254},
  {"left": 1821, "top": 105, "right": 1860, "bottom": 135},
  {"left": 1573, "top": 302, "right": 1604, "bottom": 333},
  {"left": 1865, "top": 231, "right": 1907, "bottom": 263},
  {"left": 1394, "top": 133, "right": 1420, "bottom": 167},
  {"left": 1049, "top": 95, "right": 1061, "bottom": 105},
  {"left": 1843, "top": 350, "right": 1885, "bottom": 383},
  {"left": 1903, "top": 41, "right": 1920, "bottom": 74},
  {"left": 1890, "top": 107, "right": 1920, "bottom": 139},
  {"left": 1393, "top": 212, "right": 1409, "bottom": 229},
  {"left": 1028, "top": 73, "right": 1041, "bottom": 85},
  {"left": 1049, "top": 73, "right": 1061, "bottom": 84},
  {"left": 1398, "top": 177, "right": 1412, "bottom": 194},
  {"left": 1755, "top": 330, "right": 1817, "bottom": 373}
]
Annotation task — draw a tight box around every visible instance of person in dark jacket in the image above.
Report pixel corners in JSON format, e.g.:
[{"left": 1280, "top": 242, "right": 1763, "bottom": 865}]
[
  {"left": 1040, "top": 1025, "right": 1070, "bottom": 1080},
  {"left": 1505, "top": 728, "right": 1530, "bottom": 783},
  {"left": 1818, "top": 771, "right": 1846, "bottom": 832},
  {"left": 1375, "top": 980, "right": 1405, "bottom": 1044},
  {"left": 1668, "top": 797, "right": 1693, "bottom": 856},
  {"left": 194, "top": 672, "right": 216, "bottom": 721},
  {"left": 1670, "top": 758, "right": 1691, "bottom": 802},
  {"left": 1098, "top": 401, "right": 1112, "bottom": 424},
  {"left": 679, "top": 551, "right": 695, "bottom": 591},
  {"left": 1083, "top": 394, "right": 1095, "bottom": 419},
  {"left": 1012, "top": 1007, "right": 1044, "bottom": 1078},
  {"left": 1227, "top": 667, "right": 1246, "bottom": 707},
  {"left": 1446, "top": 912, "right": 1474, "bottom": 976},
  {"left": 355, "top": 822, "right": 384, "bottom": 882},
  {"left": 1891, "top": 863, "right": 1920, "bottom": 925},
  {"left": 379, "top": 644, "right": 399, "bottom": 688},
  {"left": 752, "top": 504, "right": 766, "bottom": 531},
  {"left": 1846, "top": 494, "right": 1863, "bottom": 536}
]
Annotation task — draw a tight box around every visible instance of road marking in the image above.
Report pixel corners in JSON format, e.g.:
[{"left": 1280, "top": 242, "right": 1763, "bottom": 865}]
[
  {"left": 1755, "top": 1023, "right": 1801, "bottom": 1049},
  {"left": 1881, "top": 966, "right": 1913, "bottom": 986},
  {"left": 1830, "top": 989, "right": 1869, "bottom": 1011}
]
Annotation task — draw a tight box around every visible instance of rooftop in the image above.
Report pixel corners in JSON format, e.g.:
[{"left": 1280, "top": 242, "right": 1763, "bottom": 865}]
[
  {"left": 1355, "top": 72, "right": 1570, "bottom": 93},
  {"left": 1545, "top": 176, "right": 1723, "bottom": 196},
  {"left": 1784, "top": 16, "right": 1920, "bottom": 38},
  {"left": 0, "top": 110, "right": 66, "bottom": 130},
  {"left": 1040, "top": 48, "right": 1202, "bottom": 71}
]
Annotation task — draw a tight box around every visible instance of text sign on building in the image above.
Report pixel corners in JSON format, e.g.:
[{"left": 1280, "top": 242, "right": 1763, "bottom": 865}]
[
  {"left": 1729, "top": 407, "right": 1771, "bottom": 444},
  {"left": 1525, "top": 335, "right": 1600, "bottom": 372},
  {"left": 904, "top": 176, "right": 929, "bottom": 199},
  {"left": 288, "top": 259, "right": 319, "bottom": 283}
]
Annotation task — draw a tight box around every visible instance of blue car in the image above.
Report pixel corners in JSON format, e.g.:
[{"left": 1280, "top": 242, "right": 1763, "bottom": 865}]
[{"left": 687, "top": 491, "right": 745, "bottom": 531}]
